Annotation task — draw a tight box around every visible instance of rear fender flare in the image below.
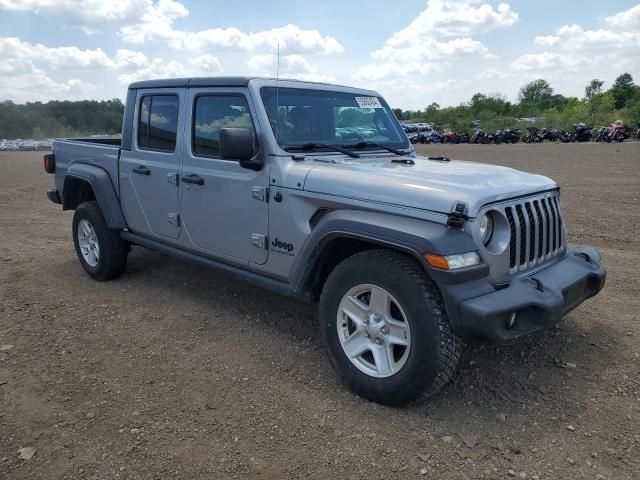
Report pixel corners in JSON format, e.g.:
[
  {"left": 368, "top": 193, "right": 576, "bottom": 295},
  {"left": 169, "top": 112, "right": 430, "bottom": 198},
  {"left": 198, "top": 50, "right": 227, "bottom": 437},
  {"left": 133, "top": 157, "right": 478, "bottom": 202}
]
[{"left": 63, "top": 163, "right": 127, "bottom": 230}]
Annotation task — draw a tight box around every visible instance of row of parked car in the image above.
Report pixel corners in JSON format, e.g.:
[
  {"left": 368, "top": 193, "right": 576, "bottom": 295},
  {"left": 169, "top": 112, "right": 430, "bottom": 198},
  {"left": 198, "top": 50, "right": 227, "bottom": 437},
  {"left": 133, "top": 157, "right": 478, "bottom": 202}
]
[
  {"left": 402, "top": 121, "right": 640, "bottom": 145},
  {"left": 0, "top": 139, "right": 53, "bottom": 151}
]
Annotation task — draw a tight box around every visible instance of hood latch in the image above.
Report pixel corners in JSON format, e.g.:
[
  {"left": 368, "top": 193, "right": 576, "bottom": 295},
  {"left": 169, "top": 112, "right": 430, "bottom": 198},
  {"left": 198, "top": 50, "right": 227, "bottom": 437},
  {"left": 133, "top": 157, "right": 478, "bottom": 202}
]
[{"left": 447, "top": 202, "right": 468, "bottom": 229}]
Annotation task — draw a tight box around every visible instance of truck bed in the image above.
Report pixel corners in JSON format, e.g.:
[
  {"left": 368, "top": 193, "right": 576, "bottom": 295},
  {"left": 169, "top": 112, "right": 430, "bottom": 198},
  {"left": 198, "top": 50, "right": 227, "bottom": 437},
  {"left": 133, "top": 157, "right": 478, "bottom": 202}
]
[
  {"left": 52, "top": 138, "right": 122, "bottom": 198},
  {"left": 64, "top": 138, "right": 122, "bottom": 147}
]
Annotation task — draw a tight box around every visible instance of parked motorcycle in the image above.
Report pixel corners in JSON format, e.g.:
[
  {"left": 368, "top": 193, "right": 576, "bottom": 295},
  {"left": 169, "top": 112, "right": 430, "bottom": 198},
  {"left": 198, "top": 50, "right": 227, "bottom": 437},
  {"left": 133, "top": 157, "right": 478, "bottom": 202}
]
[
  {"left": 424, "top": 130, "right": 443, "bottom": 144},
  {"left": 558, "top": 129, "right": 573, "bottom": 143},
  {"left": 606, "top": 120, "right": 627, "bottom": 142},
  {"left": 482, "top": 131, "right": 496, "bottom": 144},
  {"left": 593, "top": 127, "right": 610, "bottom": 142},
  {"left": 470, "top": 128, "right": 485, "bottom": 144},
  {"left": 539, "top": 128, "right": 560, "bottom": 142},
  {"left": 442, "top": 131, "right": 459, "bottom": 144},
  {"left": 457, "top": 132, "right": 471, "bottom": 143},
  {"left": 410, "top": 132, "right": 426, "bottom": 144},
  {"left": 523, "top": 127, "right": 541, "bottom": 143},
  {"left": 571, "top": 123, "right": 592, "bottom": 142},
  {"left": 503, "top": 129, "right": 520, "bottom": 144}
]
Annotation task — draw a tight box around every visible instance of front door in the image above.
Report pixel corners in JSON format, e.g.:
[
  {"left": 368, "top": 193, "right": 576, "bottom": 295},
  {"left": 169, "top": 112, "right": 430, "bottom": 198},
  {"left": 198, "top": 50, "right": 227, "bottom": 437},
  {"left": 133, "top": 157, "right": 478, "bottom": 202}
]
[
  {"left": 179, "top": 88, "right": 270, "bottom": 265},
  {"left": 120, "top": 89, "right": 185, "bottom": 239}
]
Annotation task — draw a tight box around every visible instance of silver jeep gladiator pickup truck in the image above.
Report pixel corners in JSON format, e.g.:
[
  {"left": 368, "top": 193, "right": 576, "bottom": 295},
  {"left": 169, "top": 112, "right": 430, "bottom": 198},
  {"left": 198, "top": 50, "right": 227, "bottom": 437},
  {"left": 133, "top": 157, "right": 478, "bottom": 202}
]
[{"left": 45, "top": 77, "right": 606, "bottom": 405}]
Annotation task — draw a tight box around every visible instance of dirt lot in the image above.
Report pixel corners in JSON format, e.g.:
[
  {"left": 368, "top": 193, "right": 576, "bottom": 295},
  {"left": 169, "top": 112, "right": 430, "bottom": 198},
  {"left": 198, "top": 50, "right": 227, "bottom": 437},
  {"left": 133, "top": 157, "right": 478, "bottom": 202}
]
[{"left": 1, "top": 143, "right": 639, "bottom": 479}]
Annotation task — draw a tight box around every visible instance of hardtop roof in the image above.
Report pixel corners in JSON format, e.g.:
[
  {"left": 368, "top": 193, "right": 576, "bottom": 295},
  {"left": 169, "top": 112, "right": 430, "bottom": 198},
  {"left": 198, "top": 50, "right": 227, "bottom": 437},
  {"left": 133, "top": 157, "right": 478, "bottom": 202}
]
[{"left": 127, "top": 76, "right": 374, "bottom": 93}]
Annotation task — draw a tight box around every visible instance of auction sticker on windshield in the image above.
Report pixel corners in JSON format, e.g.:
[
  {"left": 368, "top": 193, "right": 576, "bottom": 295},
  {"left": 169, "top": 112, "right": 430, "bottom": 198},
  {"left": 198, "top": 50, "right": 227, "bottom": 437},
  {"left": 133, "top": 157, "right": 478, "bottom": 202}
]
[{"left": 355, "top": 96, "right": 383, "bottom": 109}]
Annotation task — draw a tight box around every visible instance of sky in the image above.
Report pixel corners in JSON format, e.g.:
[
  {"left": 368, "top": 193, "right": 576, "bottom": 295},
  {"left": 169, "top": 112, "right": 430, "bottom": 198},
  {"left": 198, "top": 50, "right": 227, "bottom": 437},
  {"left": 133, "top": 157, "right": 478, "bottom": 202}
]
[{"left": 1, "top": 0, "right": 639, "bottom": 109}]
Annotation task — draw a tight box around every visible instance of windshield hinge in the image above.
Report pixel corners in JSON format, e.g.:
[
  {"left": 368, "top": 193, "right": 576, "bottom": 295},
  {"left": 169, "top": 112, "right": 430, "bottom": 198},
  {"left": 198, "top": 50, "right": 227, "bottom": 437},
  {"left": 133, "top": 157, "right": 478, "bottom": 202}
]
[{"left": 447, "top": 202, "right": 468, "bottom": 229}]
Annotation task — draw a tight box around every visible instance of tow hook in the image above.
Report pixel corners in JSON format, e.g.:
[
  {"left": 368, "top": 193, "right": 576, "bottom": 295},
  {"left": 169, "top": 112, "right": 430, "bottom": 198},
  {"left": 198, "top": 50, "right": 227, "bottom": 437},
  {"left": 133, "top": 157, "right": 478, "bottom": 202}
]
[{"left": 577, "top": 252, "right": 593, "bottom": 264}]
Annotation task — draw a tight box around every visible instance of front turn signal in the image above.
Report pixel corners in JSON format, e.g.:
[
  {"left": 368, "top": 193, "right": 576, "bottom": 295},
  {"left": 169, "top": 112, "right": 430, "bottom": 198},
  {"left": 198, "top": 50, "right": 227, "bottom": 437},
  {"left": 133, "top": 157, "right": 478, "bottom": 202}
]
[{"left": 424, "top": 252, "right": 481, "bottom": 270}]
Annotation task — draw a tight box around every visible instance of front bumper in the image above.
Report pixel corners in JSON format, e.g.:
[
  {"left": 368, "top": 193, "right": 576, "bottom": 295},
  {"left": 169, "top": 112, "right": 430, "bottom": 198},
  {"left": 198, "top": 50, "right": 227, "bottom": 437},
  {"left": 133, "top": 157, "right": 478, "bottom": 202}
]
[{"left": 455, "top": 246, "right": 606, "bottom": 340}]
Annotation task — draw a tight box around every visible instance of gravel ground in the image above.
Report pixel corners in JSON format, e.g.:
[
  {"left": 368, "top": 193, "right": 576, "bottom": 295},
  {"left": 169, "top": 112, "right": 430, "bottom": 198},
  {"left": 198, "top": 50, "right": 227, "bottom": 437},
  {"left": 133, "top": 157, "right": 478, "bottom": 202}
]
[{"left": 1, "top": 143, "right": 639, "bottom": 479}]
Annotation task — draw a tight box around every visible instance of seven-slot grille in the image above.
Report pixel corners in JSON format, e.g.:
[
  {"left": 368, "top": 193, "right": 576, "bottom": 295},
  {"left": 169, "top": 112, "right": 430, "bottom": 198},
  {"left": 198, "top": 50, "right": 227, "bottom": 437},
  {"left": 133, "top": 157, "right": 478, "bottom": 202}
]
[{"left": 503, "top": 192, "right": 564, "bottom": 272}]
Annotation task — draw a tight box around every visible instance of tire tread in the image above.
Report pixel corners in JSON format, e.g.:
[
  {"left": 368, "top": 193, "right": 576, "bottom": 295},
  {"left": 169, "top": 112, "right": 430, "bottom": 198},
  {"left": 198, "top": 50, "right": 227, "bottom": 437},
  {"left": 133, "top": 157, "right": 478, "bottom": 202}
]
[
  {"left": 321, "top": 248, "right": 462, "bottom": 405},
  {"left": 73, "top": 201, "right": 127, "bottom": 281}
]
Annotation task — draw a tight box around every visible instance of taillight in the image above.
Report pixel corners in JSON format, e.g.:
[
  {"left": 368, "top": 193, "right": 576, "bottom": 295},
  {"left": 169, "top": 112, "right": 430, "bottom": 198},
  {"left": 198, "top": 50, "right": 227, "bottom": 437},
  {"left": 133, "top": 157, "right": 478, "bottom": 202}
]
[{"left": 44, "top": 153, "right": 55, "bottom": 173}]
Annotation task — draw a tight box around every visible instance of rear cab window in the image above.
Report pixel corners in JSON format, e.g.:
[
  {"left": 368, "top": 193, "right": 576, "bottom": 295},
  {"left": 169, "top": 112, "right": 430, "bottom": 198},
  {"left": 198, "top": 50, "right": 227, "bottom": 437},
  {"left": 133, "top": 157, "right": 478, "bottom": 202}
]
[{"left": 138, "top": 95, "right": 179, "bottom": 152}]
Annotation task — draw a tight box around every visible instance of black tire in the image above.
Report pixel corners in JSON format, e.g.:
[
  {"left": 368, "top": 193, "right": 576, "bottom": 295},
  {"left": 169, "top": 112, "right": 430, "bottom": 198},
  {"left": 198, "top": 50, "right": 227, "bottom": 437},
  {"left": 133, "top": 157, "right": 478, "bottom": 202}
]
[
  {"left": 319, "top": 249, "right": 462, "bottom": 406},
  {"left": 72, "top": 201, "right": 127, "bottom": 281}
]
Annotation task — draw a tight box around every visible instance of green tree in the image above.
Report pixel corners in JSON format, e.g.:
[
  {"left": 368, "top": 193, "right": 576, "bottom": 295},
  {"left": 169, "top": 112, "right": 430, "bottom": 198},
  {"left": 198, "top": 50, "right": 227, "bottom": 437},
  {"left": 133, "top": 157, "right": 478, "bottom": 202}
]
[
  {"left": 610, "top": 73, "right": 635, "bottom": 109},
  {"left": 425, "top": 102, "right": 440, "bottom": 114},
  {"left": 585, "top": 79, "right": 604, "bottom": 100},
  {"left": 0, "top": 99, "right": 124, "bottom": 139},
  {"left": 518, "top": 79, "right": 554, "bottom": 112}
]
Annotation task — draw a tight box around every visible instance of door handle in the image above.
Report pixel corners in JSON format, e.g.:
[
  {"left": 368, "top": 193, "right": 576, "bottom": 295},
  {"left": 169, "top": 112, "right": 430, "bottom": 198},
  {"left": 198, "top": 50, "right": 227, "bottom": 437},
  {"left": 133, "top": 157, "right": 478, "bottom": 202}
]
[
  {"left": 181, "top": 174, "right": 204, "bottom": 186},
  {"left": 132, "top": 166, "right": 150, "bottom": 175}
]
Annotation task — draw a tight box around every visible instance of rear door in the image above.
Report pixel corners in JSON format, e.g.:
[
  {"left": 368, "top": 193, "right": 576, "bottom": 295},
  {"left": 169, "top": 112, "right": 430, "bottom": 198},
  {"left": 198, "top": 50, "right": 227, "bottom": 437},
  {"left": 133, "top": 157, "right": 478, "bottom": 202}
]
[
  {"left": 178, "top": 87, "right": 270, "bottom": 265},
  {"left": 120, "top": 89, "right": 185, "bottom": 239}
]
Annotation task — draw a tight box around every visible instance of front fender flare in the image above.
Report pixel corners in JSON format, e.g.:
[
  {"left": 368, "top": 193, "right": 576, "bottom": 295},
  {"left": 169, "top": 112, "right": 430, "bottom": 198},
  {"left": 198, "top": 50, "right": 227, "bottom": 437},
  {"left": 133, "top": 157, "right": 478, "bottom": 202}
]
[
  {"left": 289, "top": 209, "right": 483, "bottom": 295},
  {"left": 64, "top": 163, "right": 127, "bottom": 230}
]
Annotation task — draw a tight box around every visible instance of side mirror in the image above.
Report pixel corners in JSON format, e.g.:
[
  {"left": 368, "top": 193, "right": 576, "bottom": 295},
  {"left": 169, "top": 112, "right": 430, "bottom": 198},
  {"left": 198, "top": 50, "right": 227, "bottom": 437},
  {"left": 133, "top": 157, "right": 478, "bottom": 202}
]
[{"left": 219, "top": 127, "right": 263, "bottom": 171}]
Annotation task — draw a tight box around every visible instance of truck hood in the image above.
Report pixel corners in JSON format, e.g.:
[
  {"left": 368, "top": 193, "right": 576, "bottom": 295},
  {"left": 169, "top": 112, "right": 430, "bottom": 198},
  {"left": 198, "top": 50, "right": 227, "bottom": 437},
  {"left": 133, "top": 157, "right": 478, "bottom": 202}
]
[{"left": 302, "top": 154, "right": 557, "bottom": 217}]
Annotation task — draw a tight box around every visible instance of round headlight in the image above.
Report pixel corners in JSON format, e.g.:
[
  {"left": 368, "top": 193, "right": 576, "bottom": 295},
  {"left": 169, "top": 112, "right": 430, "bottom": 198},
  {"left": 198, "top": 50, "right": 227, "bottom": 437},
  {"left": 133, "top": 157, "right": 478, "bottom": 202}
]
[{"left": 479, "top": 213, "right": 494, "bottom": 245}]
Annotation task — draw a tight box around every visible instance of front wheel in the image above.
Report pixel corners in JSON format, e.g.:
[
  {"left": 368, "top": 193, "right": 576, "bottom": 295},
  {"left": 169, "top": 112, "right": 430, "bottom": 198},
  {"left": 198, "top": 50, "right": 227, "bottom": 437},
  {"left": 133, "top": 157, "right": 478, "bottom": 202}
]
[
  {"left": 72, "top": 201, "right": 128, "bottom": 281},
  {"left": 319, "top": 249, "right": 462, "bottom": 406}
]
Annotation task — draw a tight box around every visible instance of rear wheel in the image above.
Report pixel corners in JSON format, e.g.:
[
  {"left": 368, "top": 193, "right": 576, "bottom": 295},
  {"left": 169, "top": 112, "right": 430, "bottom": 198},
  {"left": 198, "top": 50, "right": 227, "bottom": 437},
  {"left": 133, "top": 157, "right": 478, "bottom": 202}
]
[
  {"left": 319, "top": 249, "right": 462, "bottom": 406},
  {"left": 72, "top": 201, "right": 127, "bottom": 281}
]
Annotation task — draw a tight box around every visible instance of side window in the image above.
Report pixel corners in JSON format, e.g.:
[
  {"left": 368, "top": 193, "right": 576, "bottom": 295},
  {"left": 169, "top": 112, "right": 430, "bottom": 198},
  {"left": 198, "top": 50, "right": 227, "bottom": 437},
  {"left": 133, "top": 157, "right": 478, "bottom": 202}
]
[
  {"left": 193, "top": 95, "right": 254, "bottom": 158},
  {"left": 138, "top": 95, "right": 179, "bottom": 152}
]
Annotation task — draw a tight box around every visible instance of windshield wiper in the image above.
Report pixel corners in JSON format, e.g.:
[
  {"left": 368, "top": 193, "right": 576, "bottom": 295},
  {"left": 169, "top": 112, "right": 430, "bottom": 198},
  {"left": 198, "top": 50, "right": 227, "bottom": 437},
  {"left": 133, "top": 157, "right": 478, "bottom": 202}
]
[
  {"left": 342, "top": 141, "right": 407, "bottom": 156},
  {"left": 283, "top": 143, "right": 360, "bottom": 158}
]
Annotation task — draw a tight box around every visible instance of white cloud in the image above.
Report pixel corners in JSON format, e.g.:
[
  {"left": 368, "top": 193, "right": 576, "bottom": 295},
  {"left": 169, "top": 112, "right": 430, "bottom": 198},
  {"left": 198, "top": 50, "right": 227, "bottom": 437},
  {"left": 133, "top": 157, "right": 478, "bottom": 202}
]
[
  {"left": 477, "top": 68, "right": 514, "bottom": 79},
  {"left": 353, "top": 62, "right": 439, "bottom": 82},
  {"left": 386, "top": 0, "right": 517, "bottom": 44},
  {"left": 189, "top": 55, "right": 223, "bottom": 74},
  {"left": 0, "top": 36, "right": 116, "bottom": 70},
  {"left": 353, "top": 1, "right": 516, "bottom": 83},
  {"left": 605, "top": 3, "right": 640, "bottom": 29},
  {"left": 117, "top": 58, "right": 188, "bottom": 85},
  {"left": 247, "top": 53, "right": 336, "bottom": 83},
  {"left": 0, "top": 0, "right": 152, "bottom": 26},
  {"left": 533, "top": 35, "right": 559, "bottom": 47},
  {"left": 511, "top": 52, "right": 587, "bottom": 71},
  {"left": 534, "top": 24, "right": 640, "bottom": 52},
  {"left": 0, "top": 0, "right": 344, "bottom": 57},
  {"left": 118, "top": 0, "right": 188, "bottom": 43},
  {"left": 114, "top": 49, "right": 149, "bottom": 69},
  {"left": 0, "top": 63, "right": 97, "bottom": 103},
  {"left": 0, "top": 35, "right": 164, "bottom": 100},
  {"left": 373, "top": 36, "right": 491, "bottom": 63},
  {"left": 122, "top": 20, "right": 344, "bottom": 55},
  {"left": 117, "top": 54, "right": 224, "bottom": 84},
  {"left": 509, "top": 4, "right": 640, "bottom": 97}
]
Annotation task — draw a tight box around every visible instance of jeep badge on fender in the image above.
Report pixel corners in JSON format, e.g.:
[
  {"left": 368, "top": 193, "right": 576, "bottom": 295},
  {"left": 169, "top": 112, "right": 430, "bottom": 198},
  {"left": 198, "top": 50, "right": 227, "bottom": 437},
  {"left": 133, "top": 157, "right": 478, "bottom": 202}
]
[{"left": 271, "top": 237, "right": 294, "bottom": 254}]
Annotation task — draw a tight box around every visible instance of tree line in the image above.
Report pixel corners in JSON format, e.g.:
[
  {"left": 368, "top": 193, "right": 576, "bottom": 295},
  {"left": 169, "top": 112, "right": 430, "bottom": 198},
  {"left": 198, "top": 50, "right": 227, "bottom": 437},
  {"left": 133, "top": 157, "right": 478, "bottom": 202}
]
[
  {"left": 1, "top": 73, "right": 639, "bottom": 139},
  {"left": 393, "top": 73, "right": 640, "bottom": 133},
  {"left": 0, "top": 99, "right": 124, "bottom": 139}
]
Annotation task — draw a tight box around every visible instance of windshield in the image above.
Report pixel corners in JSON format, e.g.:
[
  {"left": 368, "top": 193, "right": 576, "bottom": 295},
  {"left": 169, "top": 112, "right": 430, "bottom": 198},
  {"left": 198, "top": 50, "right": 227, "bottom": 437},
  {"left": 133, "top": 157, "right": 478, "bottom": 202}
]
[{"left": 260, "top": 87, "right": 409, "bottom": 151}]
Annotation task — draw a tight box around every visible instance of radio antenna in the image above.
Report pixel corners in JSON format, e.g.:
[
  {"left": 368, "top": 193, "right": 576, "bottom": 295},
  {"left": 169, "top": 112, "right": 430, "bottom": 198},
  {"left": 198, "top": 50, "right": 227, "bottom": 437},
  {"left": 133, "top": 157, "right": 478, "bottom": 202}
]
[{"left": 275, "top": 43, "right": 281, "bottom": 144}]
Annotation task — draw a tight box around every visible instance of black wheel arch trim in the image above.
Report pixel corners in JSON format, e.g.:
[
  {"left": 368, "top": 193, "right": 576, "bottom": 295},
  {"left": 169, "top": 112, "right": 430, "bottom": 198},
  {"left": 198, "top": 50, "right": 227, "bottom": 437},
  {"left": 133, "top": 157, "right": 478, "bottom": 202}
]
[
  {"left": 63, "top": 163, "right": 128, "bottom": 230},
  {"left": 289, "top": 209, "right": 489, "bottom": 298}
]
